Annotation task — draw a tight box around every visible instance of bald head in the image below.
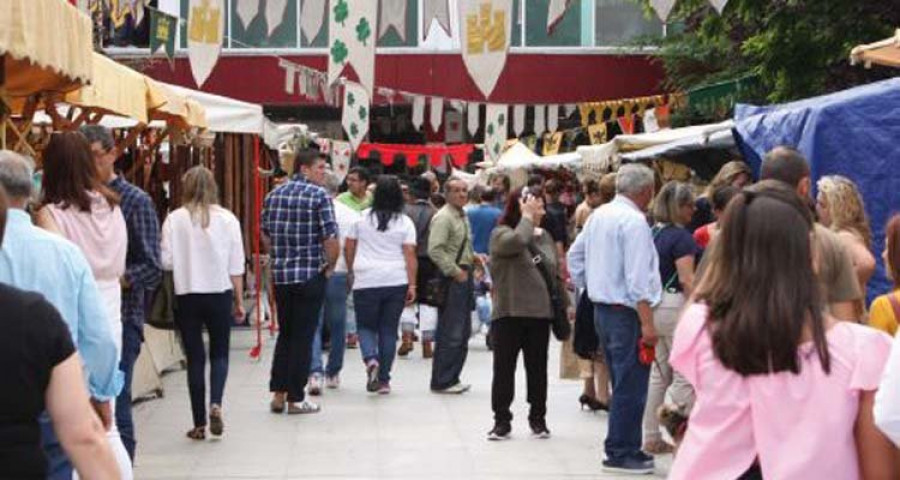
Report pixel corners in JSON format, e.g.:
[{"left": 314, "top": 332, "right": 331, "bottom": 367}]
[{"left": 0, "top": 151, "right": 35, "bottom": 208}]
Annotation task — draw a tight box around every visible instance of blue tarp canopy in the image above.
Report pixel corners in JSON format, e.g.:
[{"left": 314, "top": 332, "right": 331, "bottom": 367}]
[{"left": 734, "top": 77, "right": 900, "bottom": 302}]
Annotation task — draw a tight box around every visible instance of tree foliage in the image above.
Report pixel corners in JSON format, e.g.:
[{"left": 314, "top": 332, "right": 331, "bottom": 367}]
[{"left": 642, "top": 0, "right": 900, "bottom": 110}]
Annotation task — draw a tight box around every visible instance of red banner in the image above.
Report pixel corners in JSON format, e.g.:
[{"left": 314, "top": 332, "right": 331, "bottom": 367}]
[{"left": 357, "top": 143, "right": 475, "bottom": 168}]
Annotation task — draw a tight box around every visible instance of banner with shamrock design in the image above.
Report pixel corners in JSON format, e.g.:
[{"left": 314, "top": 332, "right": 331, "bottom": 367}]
[
  {"left": 484, "top": 104, "right": 508, "bottom": 162},
  {"left": 342, "top": 82, "right": 371, "bottom": 151},
  {"left": 459, "top": 0, "right": 513, "bottom": 98},
  {"left": 188, "top": 0, "right": 225, "bottom": 87},
  {"left": 331, "top": 140, "right": 353, "bottom": 183},
  {"left": 329, "top": 0, "right": 377, "bottom": 97}
]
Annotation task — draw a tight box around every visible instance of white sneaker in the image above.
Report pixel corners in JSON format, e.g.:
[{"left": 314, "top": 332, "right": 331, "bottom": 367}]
[
  {"left": 326, "top": 375, "right": 340, "bottom": 389},
  {"left": 307, "top": 374, "right": 323, "bottom": 396},
  {"left": 434, "top": 382, "right": 471, "bottom": 394}
]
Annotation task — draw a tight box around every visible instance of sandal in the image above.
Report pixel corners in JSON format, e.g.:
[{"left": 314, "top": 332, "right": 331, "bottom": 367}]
[
  {"left": 270, "top": 395, "right": 286, "bottom": 414},
  {"left": 209, "top": 405, "right": 224, "bottom": 436},
  {"left": 186, "top": 426, "right": 206, "bottom": 440},
  {"left": 286, "top": 400, "right": 321, "bottom": 415},
  {"left": 643, "top": 439, "right": 675, "bottom": 455}
]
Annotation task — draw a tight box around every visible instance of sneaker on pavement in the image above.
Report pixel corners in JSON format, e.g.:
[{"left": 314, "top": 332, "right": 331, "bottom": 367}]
[
  {"left": 346, "top": 333, "right": 359, "bottom": 349},
  {"left": 433, "top": 382, "right": 471, "bottom": 394},
  {"left": 325, "top": 375, "right": 340, "bottom": 389},
  {"left": 365, "top": 361, "right": 380, "bottom": 392},
  {"left": 601, "top": 456, "right": 654, "bottom": 475},
  {"left": 487, "top": 422, "right": 511, "bottom": 441},
  {"left": 377, "top": 382, "right": 391, "bottom": 395},
  {"left": 634, "top": 451, "right": 655, "bottom": 463},
  {"left": 529, "top": 419, "right": 551, "bottom": 439},
  {"left": 307, "top": 374, "right": 323, "bottom": 396},
  {"left": 286, "top": 400, "right": 321, "bottom": 415}
]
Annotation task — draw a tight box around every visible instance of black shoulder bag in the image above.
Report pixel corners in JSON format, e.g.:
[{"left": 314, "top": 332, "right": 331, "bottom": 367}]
[
  {"left": 423, "top": 236, "right": 467, "bottom": 308},
  {"left": 527, "top": 242, "right": 571, "bottom": 341}
]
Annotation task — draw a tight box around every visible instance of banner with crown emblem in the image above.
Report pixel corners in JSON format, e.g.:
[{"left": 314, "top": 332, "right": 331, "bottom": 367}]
[
  {"left": 459, "top": 0, "right": 512, "bottom": 98},
  {"left": 188, "top": 0, "right": 225, "bottom": 87}
]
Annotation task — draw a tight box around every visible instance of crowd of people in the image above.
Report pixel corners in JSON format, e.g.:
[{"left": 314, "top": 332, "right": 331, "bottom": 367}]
[{"left": 3, "top": 128, "right": 900, "bottom": 479}]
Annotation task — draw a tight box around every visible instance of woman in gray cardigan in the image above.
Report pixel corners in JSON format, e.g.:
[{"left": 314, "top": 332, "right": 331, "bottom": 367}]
[{"left": 487, "top": 186, "right": 566, "bottom": 441}]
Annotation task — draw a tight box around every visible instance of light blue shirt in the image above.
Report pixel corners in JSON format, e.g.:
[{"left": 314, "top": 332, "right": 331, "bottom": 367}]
[
  {"left": 0, "top": 209, "right": 123, "bottom": 400},
  {"left": 568, "top": 195, "right": 661, "bottom": 309}
]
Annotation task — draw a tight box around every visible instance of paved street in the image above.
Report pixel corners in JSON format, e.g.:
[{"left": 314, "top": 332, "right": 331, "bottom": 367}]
[{"left": 134, "top": 328, "right": 671, "bottom": 479}]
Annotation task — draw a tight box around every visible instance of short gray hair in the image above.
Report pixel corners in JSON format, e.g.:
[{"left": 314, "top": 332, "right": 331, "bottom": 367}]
[
  {"left": 652, "top": 181, "right": 695, "bottom": 225},
  {"left": 79, "top": 125, "right": 115, "bottom": 151},
  {"left": 0, "top": 151, "right": 35, "bottom": 199},
  {"left": 322, "top": 171, "right": 342, "bottom": 195},
  {"left": 616, "top": 163, "right": 655, "bottom": 196}
]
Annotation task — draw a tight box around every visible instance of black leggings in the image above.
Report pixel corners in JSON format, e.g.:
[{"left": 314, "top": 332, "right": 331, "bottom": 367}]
[
  {"left": 175, "top": 291, "right": 233, "bottom": 428},
  {"left": 491, "top": 317, "right": 551, "bottom": 423}
]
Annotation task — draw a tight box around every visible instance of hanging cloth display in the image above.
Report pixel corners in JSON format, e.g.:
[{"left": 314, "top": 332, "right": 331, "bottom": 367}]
[
  {"left": 430, "top": 97, "right": 444, "bottom": 132},
  {"left": 357, "top": 143, "right": 475, "bottom": 168},
  {"left": 187, "top": 0, "right": 225, "bottom": 87},
  {"left": 547, "top": 0, "right": 572, "bottom": 33},
  {"left": 467, "top": 103, "right": 481, "bottom": 136},
  {"left": 588, "top": 123, "right": 608, "bottom": 145},
  {"left": 331, "top": 141, "right": 353, "bottom": 182},
  {"left": 459, "top": 0, "right": 513, "bottom": 98},
  {"left": 533, "top": 104, "right": 546, "bottom": 137},
  {"left": 617, "top": 115, "right": 636, "bottom": 135},
  {"left": 412, "top": 95, "right": 426, "bottom": 131},
  {"left": 513, "top": 105, "right": 526, "bottom": 137},
  {"left": 328, "top": 0, "right": 377, "bottom": 96},
  {"left": 342, "top": 81, "right": 371, "bottom": 151},
  {"left": 650, "top": 0, "right": 676, "bottom": 21},
  {"left": 379, "top": 0, "right": 408, "bottom": 42},
  {"left": 423, "top": 0, "right": 453, "bottom": 39},
  {"left": 484, "top": 104, "right": 508, "bottom": 162},
  {"left": 301, "top": 0, "right": 327, "bottom": 43},
  {"left": 547, "top": 104, "right": 559, "bottom": 133}
]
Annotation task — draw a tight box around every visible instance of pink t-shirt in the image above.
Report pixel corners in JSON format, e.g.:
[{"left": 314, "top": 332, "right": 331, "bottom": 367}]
[
  {"left": 670, "top": 303, "right": 892, "bottom": 480},
  {"left": 47, "top": 191, "right": 127, "bottom": 284}
]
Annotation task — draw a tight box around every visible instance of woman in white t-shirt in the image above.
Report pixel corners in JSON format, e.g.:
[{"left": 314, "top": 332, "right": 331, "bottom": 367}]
[
  {"left": 345, "top": 175, "right": 417, "bottom": 394},
  {"left": 161, "top": 166, "right": 245, "bottom": 440}
]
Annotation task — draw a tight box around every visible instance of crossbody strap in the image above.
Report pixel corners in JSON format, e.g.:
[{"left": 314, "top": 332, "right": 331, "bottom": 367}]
[
  {"left": 652, "top": 223, "right": 679, "bottom": 291},
  {"left": 888, "top": 292, "right": 900, "bottom": 324},
  {"left": 527, "top": 241, "right": 558, "bottom": 301}
]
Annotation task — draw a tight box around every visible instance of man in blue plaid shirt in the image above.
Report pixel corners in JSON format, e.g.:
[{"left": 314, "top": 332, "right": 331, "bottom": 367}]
[
  {"left": 263, "top": 149, "right": 339, "bottom": 415},
  {"left": 82, "top": 126, "right": 162, "bottom": 460}
]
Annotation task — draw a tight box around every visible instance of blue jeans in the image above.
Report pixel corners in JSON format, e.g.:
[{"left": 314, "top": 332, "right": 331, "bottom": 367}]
[
  {"left": 116, "top": 321, "right": 143, "bottom": 460},
  {"left": 311, "top": 273, "right": 348, "bottom": 377},
  {"left": 353, "top": 285, "right": 408, "bottom": 383},
  {"left": 40, "top": 412, "right": 72, "bottom": 480},
  {"left": 594, "top": 303, "right": 650, "bottom": 462},
  {"left": 475, "top": 295, "right": 492, "bottom": 328}
]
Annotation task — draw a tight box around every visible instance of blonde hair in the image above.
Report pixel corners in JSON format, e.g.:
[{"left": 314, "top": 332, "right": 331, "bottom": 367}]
[
  {"left": 181, "top": 166, "right": 219, "bottom": 228},
  {"left": 706, "top": 161, "right": 752, "bottom": 197},
  {"left": 817, "top": 175, "right": 871, "bottom": 247},
  {"left": 653, "top": 181, "right": 695, "bottom": 226}
]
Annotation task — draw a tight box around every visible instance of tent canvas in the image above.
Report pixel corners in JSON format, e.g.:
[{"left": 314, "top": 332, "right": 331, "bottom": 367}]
[
  {"left": 168, "top": 84, "right": 265, "bottom": 135},
  {"left": 733, "top": 77, "right": 900, "bottom": 302}
]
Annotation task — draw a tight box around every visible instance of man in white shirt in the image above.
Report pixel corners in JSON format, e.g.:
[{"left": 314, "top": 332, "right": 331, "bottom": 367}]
[{"left": 568, "top": 163, "right": 661, "bottom": 475}]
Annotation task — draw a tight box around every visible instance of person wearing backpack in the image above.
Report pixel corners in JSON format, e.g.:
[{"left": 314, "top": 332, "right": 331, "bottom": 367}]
[{"left": 399, "top": 177, "right": 439, "bottom": 358}]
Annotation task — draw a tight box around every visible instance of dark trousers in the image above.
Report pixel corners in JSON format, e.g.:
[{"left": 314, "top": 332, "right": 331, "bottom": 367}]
[
  {"left": 491, "top": 317, "right": 551, "bottom": 424},
  {"left": 175, "top": 291, "right": 233, "bottom": 428},
  {"left": 270, "top": 275, "right": 326, "bottom": 402},
  {"left": 594, "top": 303, "right": 650, "bottom": 462},
  {"left": 430, "top": 276, "right": 474, "bottom": 390},
  {"left": 115, "top": 321, "right": 143, "bottom": 459},
  {"left": 353, "top": 285, "right": 407, "bottom": 383}
]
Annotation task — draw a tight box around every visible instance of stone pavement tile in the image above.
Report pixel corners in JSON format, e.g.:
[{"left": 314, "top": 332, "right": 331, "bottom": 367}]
[{"left": 134, "top": 330, "right": 670, "bottom": 479}]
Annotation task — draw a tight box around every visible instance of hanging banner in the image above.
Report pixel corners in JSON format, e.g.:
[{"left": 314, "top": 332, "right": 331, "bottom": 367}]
[
  {"left": 533, "top": 104, "right": 546, "bottom": 136},
  {"left": 423, "top": 0, "right": 452, "bottom": 40},
  {"left": 513, "top": 105, "right": 525, "bottom": 137},
  {"left": 358, "top": 143, "right": 474, "bottom": 168},
  {"left": 547, "top": 104, "right": 559, "bottom": 133},
  {"left": 430, "top": 97, "right": 444, "bottom": 132},
  {"left": 329, "top": 0, "right": 378, "bottom": 96},
  {"left": 459, "top": 0, "right": 513, "bottom": 98},
  {"left": 445, "top": 110, "right": 465, "bottom": 144},
  {"left": 412, "top": 95, "right": 426, "bottom": 131},
  {"left": 379, "top": 0, "right": 408, "bottom": 42},
  {"left": 266, "top": 0, "right": 289, "bottom": 36},
  {"left": 188, "top": 0, "right": 225, "bottom": 87},
  {"left": 564, "top": 104, "right": 577, "bottom": 117},
  {"left": 331, "top": 140, "right": 353, "bottom": 182},
  {"left": 235, "top": 0, "right": 257, "bottom": 29},
  {"left": 710, "top": 0, "right": 728, "bottom": 14},
  {"left": 618, "top": 115, "right": 636, "bottom": 135},
  {"left": 543, "top": 132, "right": 563, "bottom": 156},
  {"left": 280, "top": 59, "right": 298, "bottom": 94},
  {"left": 650, "top": 0, "right": 676, "bottom": 21},
  {"left": 301, "top": 0, "right": 327, "bottom": 43},
  {"left": 467, "top": 103, "right": 481, "bottom": 136},
  {"left": 643, "top": 109, "right": 660, "bottom": 133},
  {"left": 150, "top": 9, "right": 177, "bottom": 66},
  {"left": 484, "top": 104, "right": 508, "bottom": 162},
  {"left": 655, "top": 105, "right": 672, "bottom": 130},
  {"left": 547, "top": 0, "right": 572, "bottom": 33},
  {"left": 342, "top": 82, "right": 371, "bottom": 151},
  {"left": 588, "top": 123, "right": 607, "bottom": 145}
]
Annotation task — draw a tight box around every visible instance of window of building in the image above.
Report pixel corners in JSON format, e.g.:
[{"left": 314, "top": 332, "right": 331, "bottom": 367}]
[{"left": 525, "top": 0, "right": 583, "bottom": 47}]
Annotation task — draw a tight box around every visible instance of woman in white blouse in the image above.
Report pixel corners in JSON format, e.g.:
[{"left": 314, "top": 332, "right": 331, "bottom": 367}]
[{"left": 161, "top": 166, "right": 245, "bottom": 440}]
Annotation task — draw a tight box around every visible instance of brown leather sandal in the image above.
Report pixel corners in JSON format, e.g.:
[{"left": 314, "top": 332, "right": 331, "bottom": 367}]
[{"left": 186, "top": 426, "right": 206, "bottom": 440}]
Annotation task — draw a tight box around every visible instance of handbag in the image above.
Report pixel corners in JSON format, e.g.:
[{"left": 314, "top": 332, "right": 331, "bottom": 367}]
[
  {"left": 147, "top": 271, "right": 177, "bottom": 330},
  {"left": 573, "top": 291, "right": 599, "bottom": 359},
  {"left": 422, "top": 236, "right": 468, "bottom": 308},
  {"left": 527, "top": 242, "right": 571, "bottom": 341}
]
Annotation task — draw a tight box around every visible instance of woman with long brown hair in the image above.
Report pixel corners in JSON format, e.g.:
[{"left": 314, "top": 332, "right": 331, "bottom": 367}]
[
  {"left": 161, "top": 166, "right": 245, "bottom": 440},
  {"left": 668, "top": 184, "right": 895, "bottom": 479},
  {"left": 35, "top": 131, "right": 132, "bottom": 479}
]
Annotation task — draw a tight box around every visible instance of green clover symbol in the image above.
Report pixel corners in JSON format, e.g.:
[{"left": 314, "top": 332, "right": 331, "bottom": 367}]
[
  {"left": 498, "top": 114, "right": 505, "bottom": 126},
  {"left": 333, "top": 0, "right": 349, "bottom": 26},
  {"left": 347, "top": 92, "right": 356, "bottom": 107},
  {"left": 350, "top": 123, "right": 359, "bottom": 137},
  {"left": 486, "top": 124, "right": 494, "bottom": 136},
  {"left": 356, "top": 17, "right": 372, "bottom": 46},
  {"left": 493, "top": 143, "right": 500, "bottom": 155},
  {"left": 331, "top": 39, "right": 349, "bottom": 64},
  {"left": 358, "top": 106, "right": 368, "bottom": 120}
]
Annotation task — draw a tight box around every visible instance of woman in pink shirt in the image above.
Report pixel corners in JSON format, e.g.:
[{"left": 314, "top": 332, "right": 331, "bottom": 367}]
[
  {"left": 35, "top": 132, "right": 132, "bottom": 480},
  {"left": 669, "top": 185, "right": 895, "bottom": 479}
]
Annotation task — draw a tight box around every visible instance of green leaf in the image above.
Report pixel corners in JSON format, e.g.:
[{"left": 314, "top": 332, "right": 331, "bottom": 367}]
[
  {"left": 333, "top": 0, "right": 349, "bottom": 26},
  {"left": 358, "top": 106, "right": 368, "bottom": 120},
  {"left": 486, "top": 124, "right": 494, "bottom": 136},
  {"left": 356, "top": 17, "right": 372, "bottom": 46},
  {"left": 330, "top": 39, "right": 349, "bottom": 64},
  {"left": 498, "top": 114, "right": 505, "bottom": 126},
  {"left": 347, "top": 92, "right": 356, "bottom": 107},
  {"left": 493, "top": 143, "right": 500, "bottom": 155},
  {"left": 350, "top": 123, "right": 359, "bottom": 137}
]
